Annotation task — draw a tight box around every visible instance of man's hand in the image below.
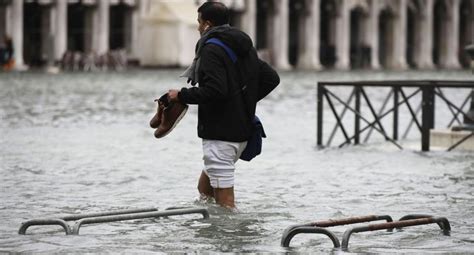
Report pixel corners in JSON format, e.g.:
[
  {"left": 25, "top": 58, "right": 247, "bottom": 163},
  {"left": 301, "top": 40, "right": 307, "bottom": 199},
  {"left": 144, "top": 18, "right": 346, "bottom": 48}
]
[{"left": 168, "top": 89, "right": 180, "bottom": 102}]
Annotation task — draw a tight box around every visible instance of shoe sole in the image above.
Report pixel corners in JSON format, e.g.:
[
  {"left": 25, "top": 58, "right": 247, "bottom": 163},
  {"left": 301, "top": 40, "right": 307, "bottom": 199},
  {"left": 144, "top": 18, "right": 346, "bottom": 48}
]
[{"left": 158, "top": 105, "right": 188, "bottom": 138}]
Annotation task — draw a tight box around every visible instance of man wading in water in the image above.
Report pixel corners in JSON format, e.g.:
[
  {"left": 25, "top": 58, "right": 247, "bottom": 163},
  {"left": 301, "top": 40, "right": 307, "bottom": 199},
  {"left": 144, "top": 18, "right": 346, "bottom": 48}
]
[{"left": 167, "top": 2, "right": 280, "bottom": 208}]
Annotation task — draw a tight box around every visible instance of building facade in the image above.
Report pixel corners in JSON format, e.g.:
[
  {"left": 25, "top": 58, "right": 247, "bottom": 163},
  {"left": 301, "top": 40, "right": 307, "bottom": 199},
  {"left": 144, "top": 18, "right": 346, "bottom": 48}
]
[{"left": 0, "top": 0, "right": 472, "bottom": 70}]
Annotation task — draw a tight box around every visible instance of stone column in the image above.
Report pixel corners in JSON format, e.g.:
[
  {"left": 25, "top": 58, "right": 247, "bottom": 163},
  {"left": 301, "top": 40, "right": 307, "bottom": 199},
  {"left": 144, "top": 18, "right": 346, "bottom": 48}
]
[
  {"left": 444, "top": 0, "right": 461, "bottom": 68},
  {"left": 96, "top": 0, "right": 110, "bottom": 55},
  {"left": 140, "top": 0, "right": 151, "bottom": 16},
  {"left": 55, "top": 0, "right": 67, "bottom": 61},
  {"left": 240, "top": 0, "right": 256, "bottom": 45},
  {"left": 4, "top": 4, "right": 11, "bottom": 36},
  {"left": 297, "top": 0, "right": 322, "bottom": 69},
  {"left": 272, "top": 0, "right": 291, "bottom": 70},
  {"left": 416, "top": 0, "right": 434, "bottom": 69},
  {"left": 335, "top": 0, "right": 349, "bottom": 69},
  {"left": 369, "top": 0, "right": 381, "bottom": 69},
  {"left": 392, "top": 0, "right": 408, "bottom": 69},
  {"left": 11, "top": 0, "right": 25, "bottom": 69}
]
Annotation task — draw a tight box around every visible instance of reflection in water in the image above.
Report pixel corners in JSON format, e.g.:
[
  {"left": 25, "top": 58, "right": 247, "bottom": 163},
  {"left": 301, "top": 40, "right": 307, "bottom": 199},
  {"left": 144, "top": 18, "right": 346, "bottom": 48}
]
[
  {"left": 193, "top": 207, "right": 265, "bottom": 252},
  {"left": 0, "top": 69, "right": 473, "bottom": 253}
]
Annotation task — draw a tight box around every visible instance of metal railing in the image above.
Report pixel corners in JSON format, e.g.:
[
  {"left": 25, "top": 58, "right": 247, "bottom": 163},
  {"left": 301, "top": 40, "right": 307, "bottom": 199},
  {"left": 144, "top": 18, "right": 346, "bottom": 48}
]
[
  {"left": 317, "top": 80, "right": 474, "bottom": 151},
  {"left": 19, "top": 207, "right": 209, "bottom": 235},
  {"left": 281, "top": 214, "right": 450, "bottom": 250},
  {"left": 341, "top": 216, "right": 451, "bottom": 250},
  {"left": 281, "top": 215, "right": 393, "bottom": 248}
]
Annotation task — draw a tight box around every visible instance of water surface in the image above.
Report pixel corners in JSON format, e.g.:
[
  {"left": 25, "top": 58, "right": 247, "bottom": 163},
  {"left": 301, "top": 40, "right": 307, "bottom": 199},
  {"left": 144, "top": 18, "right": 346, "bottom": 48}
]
[{"left": 1, "top": 69, "right": 473, "bottom": 253}]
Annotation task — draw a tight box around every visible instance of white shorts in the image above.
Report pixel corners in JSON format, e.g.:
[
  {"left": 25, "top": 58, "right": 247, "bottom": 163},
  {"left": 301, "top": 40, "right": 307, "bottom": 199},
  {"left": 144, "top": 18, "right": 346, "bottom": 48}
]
[{"left": 202, "top": 139, "right": 247, "bottom": 188}]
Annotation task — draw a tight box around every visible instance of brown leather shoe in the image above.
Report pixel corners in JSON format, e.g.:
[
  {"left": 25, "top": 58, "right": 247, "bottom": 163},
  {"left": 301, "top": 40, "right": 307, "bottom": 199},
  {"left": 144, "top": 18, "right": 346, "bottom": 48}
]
[
  {"left": 149, "top": 100, "right": 164, "bottom": 128},
  {"left": 154, "top": 101, "right": 188, "bottom": 138}
]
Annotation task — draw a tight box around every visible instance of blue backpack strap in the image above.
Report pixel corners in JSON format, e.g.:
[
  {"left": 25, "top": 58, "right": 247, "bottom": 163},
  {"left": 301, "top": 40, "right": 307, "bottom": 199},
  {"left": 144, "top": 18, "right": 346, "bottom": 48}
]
[{"left": 205, "top": 38, "right": 237, "bottom": 63}]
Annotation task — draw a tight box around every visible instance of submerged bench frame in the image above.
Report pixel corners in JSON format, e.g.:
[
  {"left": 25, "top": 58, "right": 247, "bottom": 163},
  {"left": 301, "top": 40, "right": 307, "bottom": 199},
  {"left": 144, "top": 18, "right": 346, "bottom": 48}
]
[
  {"left": 19, "top": 207, "right": 209, "bottom": 235},
  {"left": 281, "top": 214, "right": 451, "bottom": 250},
  {"left": 281, "top": 214, "right": 393, "bottom": 247}
]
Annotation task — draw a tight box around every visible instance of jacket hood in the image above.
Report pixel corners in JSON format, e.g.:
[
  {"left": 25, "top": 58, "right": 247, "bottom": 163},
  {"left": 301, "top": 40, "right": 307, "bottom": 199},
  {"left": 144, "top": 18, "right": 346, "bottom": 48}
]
[{"left": 210, "top": 27, "right": 253, "bottom": 57}]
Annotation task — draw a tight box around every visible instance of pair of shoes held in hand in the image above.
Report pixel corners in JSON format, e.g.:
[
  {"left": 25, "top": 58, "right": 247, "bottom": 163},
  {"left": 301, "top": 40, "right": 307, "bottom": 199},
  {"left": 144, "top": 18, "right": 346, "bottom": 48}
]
[{"left": 150, "top": 93, "right": 188, "bottom": 138}]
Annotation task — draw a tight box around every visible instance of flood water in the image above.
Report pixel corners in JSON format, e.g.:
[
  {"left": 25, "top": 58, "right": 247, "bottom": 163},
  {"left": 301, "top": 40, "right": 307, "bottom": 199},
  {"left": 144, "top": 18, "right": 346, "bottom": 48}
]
[{"left": 1, "top": 69, "right": 473, "bottom": 253}]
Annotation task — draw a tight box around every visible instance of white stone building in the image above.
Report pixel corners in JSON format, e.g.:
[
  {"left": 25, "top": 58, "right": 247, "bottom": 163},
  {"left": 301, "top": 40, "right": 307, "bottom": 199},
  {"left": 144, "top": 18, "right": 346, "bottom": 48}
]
[{"left": 0, "top": 0, "right": 472, "bottom": 70}]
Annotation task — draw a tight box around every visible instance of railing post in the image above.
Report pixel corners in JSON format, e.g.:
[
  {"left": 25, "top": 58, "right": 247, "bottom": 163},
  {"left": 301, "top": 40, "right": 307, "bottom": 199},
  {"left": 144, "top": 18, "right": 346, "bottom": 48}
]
[
  {"left": 354, "top": 86, "right": 361, "bottom": 144},
  {"left": 393, "top": 87, "right": 399, "bottom": 140},
  {"left": 317, "top": 84, "right": 324, "bottom": 147},
  {"left": 464, "top": 89, "right": 474, "bottom": 125},
  {"left": 421, "top": 86, "right": 435, "bottom": 151}
]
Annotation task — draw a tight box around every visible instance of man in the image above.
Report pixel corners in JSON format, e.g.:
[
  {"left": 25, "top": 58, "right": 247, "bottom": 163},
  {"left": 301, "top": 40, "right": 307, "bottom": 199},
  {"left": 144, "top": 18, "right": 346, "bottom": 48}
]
[
  {"left": 1, "top": 36, "right": 14, "bottom": 71},
  {"left": 167, "top": 2, "right": 279, "bottom": 208}
]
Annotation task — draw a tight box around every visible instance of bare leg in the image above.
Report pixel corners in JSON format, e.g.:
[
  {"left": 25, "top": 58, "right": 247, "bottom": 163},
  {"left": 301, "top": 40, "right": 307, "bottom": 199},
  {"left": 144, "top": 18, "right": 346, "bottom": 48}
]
[
  {"left": 214, "top": 187, "right": 235, "bottom": 208},
  {"left": 197, "top": 171, "right": 214, "bottom": 198}
]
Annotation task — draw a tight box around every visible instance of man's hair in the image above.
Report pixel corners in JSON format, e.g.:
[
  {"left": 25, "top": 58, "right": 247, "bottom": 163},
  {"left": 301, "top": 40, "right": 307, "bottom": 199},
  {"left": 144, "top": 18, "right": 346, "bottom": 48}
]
[{"left": 198, "top": 1, "right": 229, "bottom": 26}]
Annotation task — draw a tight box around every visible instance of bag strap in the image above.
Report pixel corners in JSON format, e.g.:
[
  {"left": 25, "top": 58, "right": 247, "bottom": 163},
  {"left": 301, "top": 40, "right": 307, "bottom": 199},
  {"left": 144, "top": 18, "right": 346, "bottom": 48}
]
[
  {"left": 205, "top": 38, "right": 237, "bottom": 63},
  {"left": 205, "top": 38, "right": 256, "bottom": 123},
  {"left": 205, "top": 38, "right": 245, "bottom": 97}
]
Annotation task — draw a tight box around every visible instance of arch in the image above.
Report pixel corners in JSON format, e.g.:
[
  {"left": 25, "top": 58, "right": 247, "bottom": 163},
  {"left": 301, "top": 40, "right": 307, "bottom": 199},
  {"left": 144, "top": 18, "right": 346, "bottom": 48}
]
[
  {"left": 406, "top": 0, "right": 423, "bottom": 68},
  {"left": 349, "top": 6, "right": 369, "bottom": 68},
  {"left": 288, "top": 0, "right": 306, "bottom": 66},
  {"left": 378, "top": 8, "right": 396, "bottom": 68},
  {"left": 432, "top": 0, "right": 449, "bottom": 67},
  {"left": 320, "top": 0, "right": 337, "bottom": 67},
  {"left": 110, "top": 3, "right": 134, "bottom": 51},
  {"left": 67, "top": 3, "right": 87, "bottom": 52},
  {"left": 347, "top": 0, "right": 370, "bottom": 14},
  {"left": 23, "top": 1, "right": 52, "bottom": 67},
  {"left": 459, "top": 0, "right": 473, "bottom": 68},
  {"left": 256, "top": 0, "right": 274, "bottom": 51},
  {"left": 378, "top": 0, "right": 398, "bottom": 17}
]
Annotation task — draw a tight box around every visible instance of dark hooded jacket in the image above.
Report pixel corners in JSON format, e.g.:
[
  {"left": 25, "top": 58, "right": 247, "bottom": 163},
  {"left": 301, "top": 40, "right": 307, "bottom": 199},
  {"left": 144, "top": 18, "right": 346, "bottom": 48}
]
[{"left": 178, "top": 27, "right": 280, "bottom": 142}]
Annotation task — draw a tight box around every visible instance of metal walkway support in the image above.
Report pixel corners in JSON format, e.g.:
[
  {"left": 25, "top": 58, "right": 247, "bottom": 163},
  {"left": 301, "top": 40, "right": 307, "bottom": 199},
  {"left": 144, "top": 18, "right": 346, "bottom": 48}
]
[
  {"left": 18, "top": 219, "right": 72, "bottom": 235},
  {"left": 19, "top": 207, "right": 209, "bottom": 235},
  {"left": 341, "top": 217, "right": 451, "bottom": 250},
  {"left": 281, "top": 227, "right": 340, "bottom": 248},
  {"left": 281, "top": 215, "right": 393, "bottom": 248},
  {"left": 397, "top": 214, "right": 448, "bottom": 231},
  {"left": 71, "top": 208, "right": 209, "bottom": 235},
  {"left": 60, "top": 207, "right": 159, "bottom": 221},
  {"left": 19, "top": 207, "right": 158, "bottom": 235}
]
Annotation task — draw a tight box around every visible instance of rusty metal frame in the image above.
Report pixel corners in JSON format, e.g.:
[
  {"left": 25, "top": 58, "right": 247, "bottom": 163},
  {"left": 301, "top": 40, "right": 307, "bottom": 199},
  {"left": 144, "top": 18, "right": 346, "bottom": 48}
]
[
  {"left": 341, "top": 217, "right": 451, "bottom": 250},
  {"left": 281, "top": 215, "right": 393, "bottom": 248}
]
